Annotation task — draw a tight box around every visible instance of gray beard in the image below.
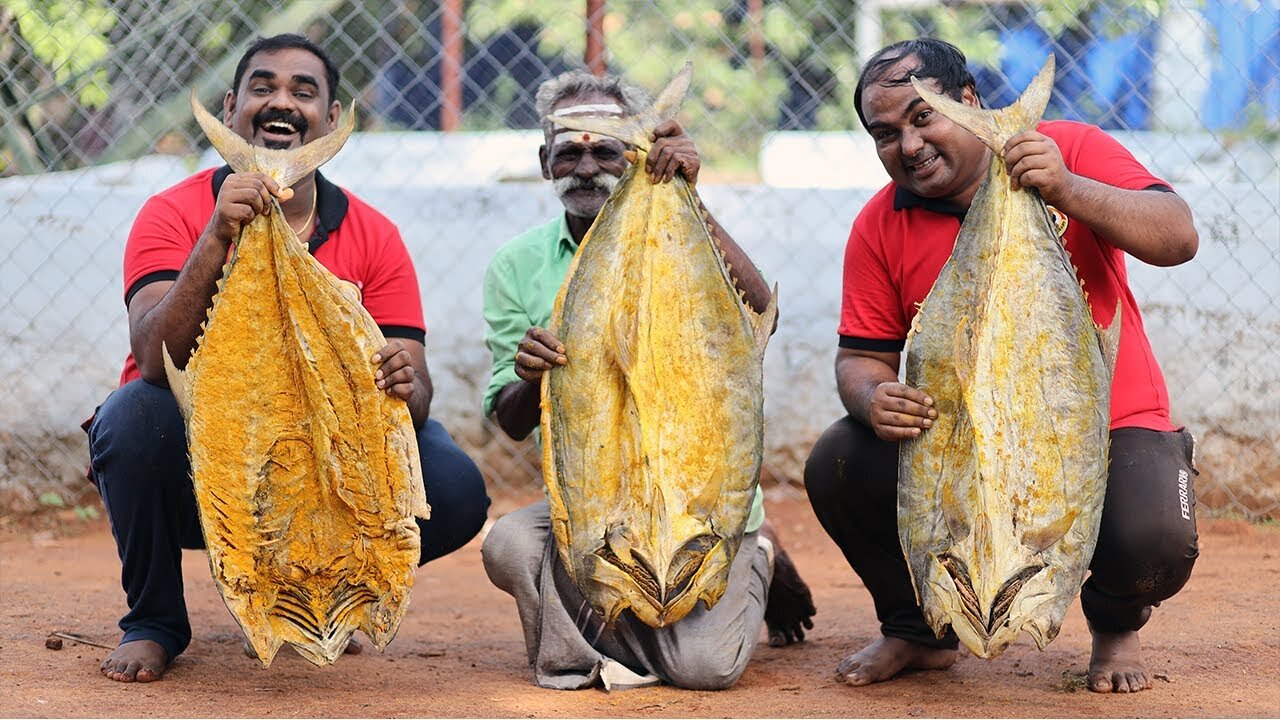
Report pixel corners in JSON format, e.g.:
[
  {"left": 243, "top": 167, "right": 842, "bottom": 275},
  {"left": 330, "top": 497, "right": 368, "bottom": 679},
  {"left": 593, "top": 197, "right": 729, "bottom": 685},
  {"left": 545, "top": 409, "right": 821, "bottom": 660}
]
[{"left": 554, "top": 173, "right": 620, "bottom": 218}]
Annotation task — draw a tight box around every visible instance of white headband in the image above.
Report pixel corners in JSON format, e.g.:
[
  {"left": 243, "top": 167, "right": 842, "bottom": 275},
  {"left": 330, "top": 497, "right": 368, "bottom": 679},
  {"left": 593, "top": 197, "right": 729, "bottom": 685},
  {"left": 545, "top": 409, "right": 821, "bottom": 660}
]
[
  {"left": 550, "top": 103, "right": 623, "bottom": 117},
  {"left": 550, "top": 103, "right": 625, "bottom": 147}
]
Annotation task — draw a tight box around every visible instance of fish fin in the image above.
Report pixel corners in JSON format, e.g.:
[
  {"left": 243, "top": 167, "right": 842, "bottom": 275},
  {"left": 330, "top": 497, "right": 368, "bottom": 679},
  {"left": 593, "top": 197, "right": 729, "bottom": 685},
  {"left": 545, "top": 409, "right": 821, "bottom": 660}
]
[
  {"left": 161, "top": 341, "right": 193, "bottom": 420},
  {"left": 1011, "top": 53, "right": 1055, "bottom": 131},
  {"left": 752, "top": 283, "right": 779, "bottom": 353},
  {"left": 548, "top": 63, "right": 693, "bottom": 150},
  {"left": 940, "top": 476, "right": 971, "bottom": 542},
  {"left": 608, "top": 301, "right": 638, "bottom": 376},
  {"left": 189, "top": 90, "right": 355, "bottom": 189},
  {"left": 1097, "top": 299, "right": 1122, "bottom": 381},
  {"left": 190, "top": 91, "right": 256, "bottom": 174},
  {"left": 952, "top": 315, "right": 974, "bottom": 392},
  {"left": 1020, "top": 510, "right": 1078, "bottom": 553},
  {"left": 652, "top": 62, "right": 693, "bottom": 123},
  {"left": 910, "top": 53, "right": 1054, "bottom": 152}
]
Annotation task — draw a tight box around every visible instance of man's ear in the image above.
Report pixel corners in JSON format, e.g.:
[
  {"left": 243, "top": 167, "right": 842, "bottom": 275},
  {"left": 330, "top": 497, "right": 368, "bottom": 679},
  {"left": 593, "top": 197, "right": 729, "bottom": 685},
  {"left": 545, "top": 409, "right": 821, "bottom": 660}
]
[
  {"left": 327, "top": 99, "right": 341, "bottom": 132},
  {"left": 222, "top": 90, "right": 236, "bottom": 127},
  {"left": 538, "top": 144, "right": 551, "bottom": 180},
  {"left": 961, "top": 85, "right": 981, "bottom": 108}
]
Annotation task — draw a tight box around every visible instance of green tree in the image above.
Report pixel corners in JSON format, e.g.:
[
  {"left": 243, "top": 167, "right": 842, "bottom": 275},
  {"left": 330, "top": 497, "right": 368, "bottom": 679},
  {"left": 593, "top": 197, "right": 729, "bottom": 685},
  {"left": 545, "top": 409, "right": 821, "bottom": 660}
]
[{"left": 0, "top": 0, "right": 117, "bottom": 173}]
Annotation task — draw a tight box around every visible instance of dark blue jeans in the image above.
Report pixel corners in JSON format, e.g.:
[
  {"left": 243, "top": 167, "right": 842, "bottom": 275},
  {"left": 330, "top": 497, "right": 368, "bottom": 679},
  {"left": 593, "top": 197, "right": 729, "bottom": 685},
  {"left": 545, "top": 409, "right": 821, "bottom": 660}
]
[
  {"left": 803, "top": 417, "right": 1199, "bottom": 647},
  {"left": 87, "top": 379, "right": 490, "bottom": 662}
]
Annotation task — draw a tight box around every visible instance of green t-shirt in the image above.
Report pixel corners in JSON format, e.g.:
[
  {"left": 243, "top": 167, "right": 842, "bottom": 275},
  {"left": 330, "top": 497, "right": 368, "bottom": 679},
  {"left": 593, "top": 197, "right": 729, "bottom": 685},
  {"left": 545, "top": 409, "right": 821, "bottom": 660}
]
[{"left": 481, "top": 214, "right": 765, "bottom": 533}]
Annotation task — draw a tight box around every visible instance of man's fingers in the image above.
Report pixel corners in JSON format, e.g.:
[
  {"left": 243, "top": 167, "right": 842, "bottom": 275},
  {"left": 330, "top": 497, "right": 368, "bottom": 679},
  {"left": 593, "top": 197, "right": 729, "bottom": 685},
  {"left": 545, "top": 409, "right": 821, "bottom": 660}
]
[
  {"left": 883, "top": 411, "right": 932, "bottom": 429},
  {"left": 527, "top": 327, "right": 566, "bottom": 354}
]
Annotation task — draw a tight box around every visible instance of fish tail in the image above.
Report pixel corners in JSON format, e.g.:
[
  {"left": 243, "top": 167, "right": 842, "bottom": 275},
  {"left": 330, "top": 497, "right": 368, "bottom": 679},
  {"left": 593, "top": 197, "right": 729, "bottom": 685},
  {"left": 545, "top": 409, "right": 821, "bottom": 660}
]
[
  {"left": 547, "top": 62, "right": 693, "bottom": 152},
  {"left": 189, "top": 90, "right": 355, "bottom": 189},
  {"left": 910, "top": 54, "right": 1055, "bottom": 152}
]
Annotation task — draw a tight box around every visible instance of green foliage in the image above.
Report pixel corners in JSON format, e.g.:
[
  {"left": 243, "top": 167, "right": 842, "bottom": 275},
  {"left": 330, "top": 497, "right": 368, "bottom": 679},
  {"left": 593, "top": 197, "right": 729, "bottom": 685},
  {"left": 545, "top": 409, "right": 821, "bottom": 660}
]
[
  {"left": 37, "top": 491, "right": 100, "bottom": 521},
  {"left": 38, "top": 492, "right": 64, "bottom": 508},
  {"left": 4, "top": 0, "right": 117, "bottom": 108}
]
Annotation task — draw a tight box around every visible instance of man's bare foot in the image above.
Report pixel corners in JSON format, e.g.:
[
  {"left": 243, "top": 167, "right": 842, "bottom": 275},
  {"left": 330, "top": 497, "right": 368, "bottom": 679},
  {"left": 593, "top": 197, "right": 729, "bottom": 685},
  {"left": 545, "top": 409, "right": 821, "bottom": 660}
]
[
  {"left": 101, "top": 639, "right": 168, "bottom": 683},
  {"left": 835, "top": 636, "right": 956, "bottom": 686},
  {"left": 1088, "top": 629, "right": 1151, "bottom": 693},
  {"left": 760, "top": 522, "right": 816, "bottom": 646}
]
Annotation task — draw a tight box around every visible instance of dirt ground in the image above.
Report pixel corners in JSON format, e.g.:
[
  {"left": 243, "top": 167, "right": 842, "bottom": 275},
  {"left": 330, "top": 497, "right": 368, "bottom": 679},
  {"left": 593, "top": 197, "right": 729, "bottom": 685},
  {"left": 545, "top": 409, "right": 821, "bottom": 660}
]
[{"left": 2, "top": 493, "right": 1278, "bottom": 719}]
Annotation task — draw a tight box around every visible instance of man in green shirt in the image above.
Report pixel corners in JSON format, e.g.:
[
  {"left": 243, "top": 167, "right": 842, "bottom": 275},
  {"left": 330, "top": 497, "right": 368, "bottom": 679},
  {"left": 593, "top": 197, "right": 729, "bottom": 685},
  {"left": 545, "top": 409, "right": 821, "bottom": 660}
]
[{"left": 480, "top": 69, "right": 815, "bottom": 690}]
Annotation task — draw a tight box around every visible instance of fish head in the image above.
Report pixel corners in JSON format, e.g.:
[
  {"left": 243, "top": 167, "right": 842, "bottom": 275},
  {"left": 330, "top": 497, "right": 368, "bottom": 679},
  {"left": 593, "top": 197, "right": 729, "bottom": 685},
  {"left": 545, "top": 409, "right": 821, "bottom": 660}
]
[
  {"left": 858, "top": 55, "right": 989, "bottom": 205},
  {"left": 581, "top": 522, "right": 733, "bottom": 627},
  {"left": 225, "top": 45, "right": 340, "bottom": 151},
  {"left": 925, "top": 550, "right": 1061, "bottom": 659}
]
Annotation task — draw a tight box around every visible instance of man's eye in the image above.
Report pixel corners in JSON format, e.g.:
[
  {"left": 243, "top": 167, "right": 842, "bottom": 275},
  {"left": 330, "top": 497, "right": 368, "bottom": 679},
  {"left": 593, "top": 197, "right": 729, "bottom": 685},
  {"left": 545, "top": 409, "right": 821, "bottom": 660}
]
[
  {"left": 916, "top": 110, "right": 932, "bottom": 123},
  {"left": 594, "top": 149, "right": 619, "bottom": 160}
]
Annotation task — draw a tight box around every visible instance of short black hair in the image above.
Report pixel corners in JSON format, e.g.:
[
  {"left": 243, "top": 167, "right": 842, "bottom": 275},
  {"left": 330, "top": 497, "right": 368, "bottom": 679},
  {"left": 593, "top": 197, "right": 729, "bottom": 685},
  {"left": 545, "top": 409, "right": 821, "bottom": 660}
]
[
  {"left": 853, "top": 38, "right": 981, "bottom": 130},
  {"left": 231, "top": 33, "right": 340, "bottom": 104}
]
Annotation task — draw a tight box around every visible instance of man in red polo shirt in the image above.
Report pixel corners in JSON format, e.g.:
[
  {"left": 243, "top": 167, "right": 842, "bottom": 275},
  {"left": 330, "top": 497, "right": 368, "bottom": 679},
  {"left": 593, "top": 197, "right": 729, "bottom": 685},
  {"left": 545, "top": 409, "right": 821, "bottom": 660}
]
[
  {"left": 804, "top": 38, "right": 1200, "bottom": 693},
  {"left": 85, "top": 33, "right": 489, "bottom": 683}
]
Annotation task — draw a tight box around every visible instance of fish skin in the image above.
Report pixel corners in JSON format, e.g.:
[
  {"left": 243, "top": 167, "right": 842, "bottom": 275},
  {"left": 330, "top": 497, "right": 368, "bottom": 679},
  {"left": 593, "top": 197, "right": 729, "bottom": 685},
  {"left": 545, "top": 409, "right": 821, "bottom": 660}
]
[
  {"left": 897, "top": 55, "right": 1121, "bottom": 659},
  {"left": 162, "top": 94, "right": 429, "bottom": 668},
  {"left": 542, "top": 65, "right": 777, "bottom": 628}
]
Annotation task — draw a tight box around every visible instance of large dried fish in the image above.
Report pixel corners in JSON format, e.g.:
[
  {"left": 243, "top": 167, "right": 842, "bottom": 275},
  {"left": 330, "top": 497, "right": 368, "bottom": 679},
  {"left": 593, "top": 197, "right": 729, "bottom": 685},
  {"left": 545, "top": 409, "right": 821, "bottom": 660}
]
[
  {"left": 898, "top": 55, "right": 1120, "bottom": 659},
  {"left": 163, "top": 94, "right": 429, "bottom": 667},
  {"left": 542, "top": 65, "right": 777, "bottom": 627}
]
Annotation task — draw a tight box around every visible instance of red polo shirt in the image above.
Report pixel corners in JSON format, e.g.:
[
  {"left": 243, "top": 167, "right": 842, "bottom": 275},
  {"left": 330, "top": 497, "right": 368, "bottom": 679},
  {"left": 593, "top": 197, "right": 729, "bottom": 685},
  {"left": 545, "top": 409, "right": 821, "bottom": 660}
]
[
  {"left": 839, "top": 120, "right": 1176, "bottom": 431},
  {"left": 117, "top": 166, "right": 424, "bottom": 385}
]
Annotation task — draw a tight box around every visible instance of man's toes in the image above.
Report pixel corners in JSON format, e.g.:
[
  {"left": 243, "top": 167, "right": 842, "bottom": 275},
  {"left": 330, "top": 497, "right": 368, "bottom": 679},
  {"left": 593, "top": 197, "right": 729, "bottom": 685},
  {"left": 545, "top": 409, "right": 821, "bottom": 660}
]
[
  {"left": 1119, "top": 671, "right": 1150, "bottom": 693},
  {"left": 834, "top": 658, "right": 861, "bottom": 679},
  {"left": 108, "top": 663, "right": 138, "bottom": 683},
  {"left": 1089, "top": 674, "right": 1113, "bottom": 693},
  {"left": 842, "top": 668, "right": 874, "bottom": 686}
]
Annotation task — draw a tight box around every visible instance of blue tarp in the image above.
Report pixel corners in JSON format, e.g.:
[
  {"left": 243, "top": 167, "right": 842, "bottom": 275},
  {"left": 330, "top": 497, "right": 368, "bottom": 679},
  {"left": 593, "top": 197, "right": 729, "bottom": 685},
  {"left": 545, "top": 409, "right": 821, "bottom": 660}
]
[{"left": 972, "top": 0, "right": 1278, "bottom": 131}]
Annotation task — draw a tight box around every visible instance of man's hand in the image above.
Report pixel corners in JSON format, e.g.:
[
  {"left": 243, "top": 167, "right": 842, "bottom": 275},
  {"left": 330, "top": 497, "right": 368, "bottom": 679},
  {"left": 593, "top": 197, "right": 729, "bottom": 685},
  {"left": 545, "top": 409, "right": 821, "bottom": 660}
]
[
  {"left": 514, "top": 326, "right": 567, "bottom": 384},
  {"left": 868, "top": 382, "right": 936, "bottom": 441},
  {"left": 1002, "top": 131, "right": 1074, "bottom": 206},
  {"left": 647, "top": 120, "right": 700, "bottom": 185},
  {"left": 207, "top": 172, "right": 293, "bottom": 246},
  {"left": 373, "top": 340, "right": 417, "bottom": 401}
]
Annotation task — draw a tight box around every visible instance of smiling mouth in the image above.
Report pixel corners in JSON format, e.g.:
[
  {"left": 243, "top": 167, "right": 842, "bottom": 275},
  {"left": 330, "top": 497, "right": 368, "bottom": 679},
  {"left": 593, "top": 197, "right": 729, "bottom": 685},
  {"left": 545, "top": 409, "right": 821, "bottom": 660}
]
[
  {"left": 260, "top": 120, "right": 299, "bottom": 136},
  {"left": 907, "top": 154, "right": 940, "bottom": 173}
]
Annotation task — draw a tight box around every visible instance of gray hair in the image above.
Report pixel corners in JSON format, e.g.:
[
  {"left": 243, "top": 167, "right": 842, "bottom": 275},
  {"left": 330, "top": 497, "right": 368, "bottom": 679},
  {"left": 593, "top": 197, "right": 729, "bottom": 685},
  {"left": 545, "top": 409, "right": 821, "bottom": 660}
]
[{"left": 534, "top": 69, "right": 651, "bottom": 135}]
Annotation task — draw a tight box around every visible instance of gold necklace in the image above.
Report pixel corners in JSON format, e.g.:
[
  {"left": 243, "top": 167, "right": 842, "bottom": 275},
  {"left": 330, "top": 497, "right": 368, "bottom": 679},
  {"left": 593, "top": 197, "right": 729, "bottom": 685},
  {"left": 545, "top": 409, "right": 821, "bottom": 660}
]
[{"left": 288, "top": 192, "right": 318, "bottom": 238}]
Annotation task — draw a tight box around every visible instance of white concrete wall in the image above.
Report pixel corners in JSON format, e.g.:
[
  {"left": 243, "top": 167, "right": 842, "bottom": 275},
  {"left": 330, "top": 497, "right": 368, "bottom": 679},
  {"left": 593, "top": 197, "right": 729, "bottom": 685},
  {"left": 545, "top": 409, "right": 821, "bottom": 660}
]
[{"left": 1, "top": 154, "right": 1276, "bottom": 506}]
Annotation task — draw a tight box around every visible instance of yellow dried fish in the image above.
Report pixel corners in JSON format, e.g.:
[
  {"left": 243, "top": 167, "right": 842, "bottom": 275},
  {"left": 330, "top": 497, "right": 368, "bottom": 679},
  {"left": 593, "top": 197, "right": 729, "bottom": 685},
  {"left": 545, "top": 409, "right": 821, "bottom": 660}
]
[
  {"left": 162, "top": 93, "right": 429, "bottom": 667},
  {"left": 541, "top": 65, "right": 777, "bottom": 627},
  {"left": 898, "top": 55, "right": 1120, "bottom": 659}
]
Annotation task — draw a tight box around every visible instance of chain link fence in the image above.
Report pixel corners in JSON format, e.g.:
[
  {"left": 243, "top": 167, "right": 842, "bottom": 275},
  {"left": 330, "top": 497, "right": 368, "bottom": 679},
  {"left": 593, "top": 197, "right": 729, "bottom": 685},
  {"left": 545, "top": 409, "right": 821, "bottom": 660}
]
[{"left": 1, "top": 0, "right": 1277, "bottom": 520}]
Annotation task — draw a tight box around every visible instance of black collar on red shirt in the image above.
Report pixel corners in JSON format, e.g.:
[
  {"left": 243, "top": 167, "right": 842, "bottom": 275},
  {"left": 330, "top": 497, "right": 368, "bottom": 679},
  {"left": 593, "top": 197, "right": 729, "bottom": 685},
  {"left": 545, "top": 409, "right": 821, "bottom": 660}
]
[
  {"left": 893, "top": 185, "right": 968, "bottom": 220},
  {"left": 211, "top": 165, "right": 349, "bottom": 254}
]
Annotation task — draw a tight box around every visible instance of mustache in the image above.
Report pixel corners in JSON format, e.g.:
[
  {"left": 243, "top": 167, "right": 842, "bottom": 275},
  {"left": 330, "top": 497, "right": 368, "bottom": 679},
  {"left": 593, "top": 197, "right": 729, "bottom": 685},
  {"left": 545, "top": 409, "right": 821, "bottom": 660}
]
[
  {"left": 253, "top": 108, "right": 309, "bottom": 138},
  {"left": 553, "top": 173, "right": 620, "bottom": 196}
]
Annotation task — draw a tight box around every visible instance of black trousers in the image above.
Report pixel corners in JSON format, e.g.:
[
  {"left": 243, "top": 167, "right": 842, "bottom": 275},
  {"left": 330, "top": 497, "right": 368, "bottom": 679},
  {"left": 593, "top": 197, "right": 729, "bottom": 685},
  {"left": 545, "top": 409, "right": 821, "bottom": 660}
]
[
  {"left": 804, "top": 416, "right": 1199, "bottom": 648},
  {"left": 86, "top": 379, "right": 491, "bottom": 661}
]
